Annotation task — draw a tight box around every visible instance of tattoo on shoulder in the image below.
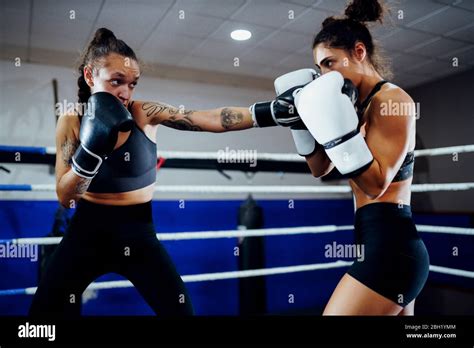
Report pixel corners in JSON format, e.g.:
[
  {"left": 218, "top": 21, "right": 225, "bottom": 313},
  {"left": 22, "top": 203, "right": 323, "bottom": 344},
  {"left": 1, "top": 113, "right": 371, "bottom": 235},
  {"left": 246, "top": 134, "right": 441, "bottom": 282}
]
[
  {"left": 75, "top": 178, "right": 90, "bottom": 194},
  {"left": 61, "top": 139, "right": 78, "bottom": 167},
  {"left": 221, "top": 108, "right": 243, "bottom": 129}
]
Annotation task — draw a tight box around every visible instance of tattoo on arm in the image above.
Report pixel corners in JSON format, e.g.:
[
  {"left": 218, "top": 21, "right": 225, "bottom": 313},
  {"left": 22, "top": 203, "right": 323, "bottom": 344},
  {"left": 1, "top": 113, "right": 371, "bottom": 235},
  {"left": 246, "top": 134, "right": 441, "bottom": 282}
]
[
  {"left": 75, "top": 178, "right": 91, "bottom": 194},
  {"left": 168, "top": 107, "right": 195, "bottom": 117},
  {"left": 60, "top": 140, "right": 90, "bottom": 194},
  {"left": 161, "top": 116, "right": 202, "bottom": 131},
  {"left": 142, "top": 103, "right": 202, "bottom": 132},
  {"left": 141, "top": 102, "right": 200, "bottom": 130},
  {"left": 61, "top": 139, "right": 78, "bottom": 167},
  {"left": 221, "top": 108, "right": 243, "bottom": 129},
  {"left": 142, "top": 102, "right": 174, "bottom": 118}
]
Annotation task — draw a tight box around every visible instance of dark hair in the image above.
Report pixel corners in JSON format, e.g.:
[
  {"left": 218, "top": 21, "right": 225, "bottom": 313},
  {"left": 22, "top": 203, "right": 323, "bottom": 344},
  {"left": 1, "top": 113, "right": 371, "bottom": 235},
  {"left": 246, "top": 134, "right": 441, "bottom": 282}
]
[
  {"left": 77, "top": 28, "right": 138, "bottom": 107},
  {"left": 312, "top": 0, "right": 392, "bottom": 79}
]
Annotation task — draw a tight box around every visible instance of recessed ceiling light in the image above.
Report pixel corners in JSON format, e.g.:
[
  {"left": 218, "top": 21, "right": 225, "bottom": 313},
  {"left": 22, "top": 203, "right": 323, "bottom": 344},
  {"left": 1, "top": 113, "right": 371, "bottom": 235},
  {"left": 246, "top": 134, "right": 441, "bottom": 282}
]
[{"left": 230, "top": 29, "right": 252, "bottom": 41}]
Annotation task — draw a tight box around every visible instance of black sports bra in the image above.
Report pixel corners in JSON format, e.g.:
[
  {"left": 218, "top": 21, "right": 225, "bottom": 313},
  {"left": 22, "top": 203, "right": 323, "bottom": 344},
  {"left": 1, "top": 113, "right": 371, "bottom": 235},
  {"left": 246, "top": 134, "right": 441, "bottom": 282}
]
[{"left": 77, "top": 115, "right": 157, "bottom": 193}]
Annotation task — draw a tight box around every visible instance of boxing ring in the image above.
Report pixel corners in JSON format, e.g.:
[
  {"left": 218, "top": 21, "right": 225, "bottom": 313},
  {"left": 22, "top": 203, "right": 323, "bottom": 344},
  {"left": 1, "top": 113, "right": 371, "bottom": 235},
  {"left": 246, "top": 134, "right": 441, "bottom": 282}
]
[
  {"left": 0, "top": 143, "right": 473, "bottom": 314},
  {"left": 0, "top": 223, "right": 473, "bottom": 297}
]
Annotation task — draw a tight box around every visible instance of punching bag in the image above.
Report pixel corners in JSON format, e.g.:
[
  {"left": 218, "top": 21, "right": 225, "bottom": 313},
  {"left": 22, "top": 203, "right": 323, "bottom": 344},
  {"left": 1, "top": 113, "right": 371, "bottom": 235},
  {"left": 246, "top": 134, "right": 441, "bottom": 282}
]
[{"left": 237, "top": 194, "right": 266, "bottom": 315}]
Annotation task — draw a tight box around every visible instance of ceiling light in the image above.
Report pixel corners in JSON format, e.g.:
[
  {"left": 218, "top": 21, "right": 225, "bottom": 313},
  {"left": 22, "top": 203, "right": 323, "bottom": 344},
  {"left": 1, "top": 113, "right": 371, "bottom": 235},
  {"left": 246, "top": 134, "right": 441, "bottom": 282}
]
[{"left": 231, "top": 29, "right": 252, "bottom": 41}]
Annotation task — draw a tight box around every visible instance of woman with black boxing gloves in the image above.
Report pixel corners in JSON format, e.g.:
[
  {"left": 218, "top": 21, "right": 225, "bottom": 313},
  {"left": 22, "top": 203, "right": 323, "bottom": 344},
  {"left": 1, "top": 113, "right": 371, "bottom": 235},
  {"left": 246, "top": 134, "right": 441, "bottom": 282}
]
[
  {"left": 29, "top": 28, "right": 257, "bottom": 317},
  {"left": 296, "top": 0, "right": 429, "bottom": 315}
]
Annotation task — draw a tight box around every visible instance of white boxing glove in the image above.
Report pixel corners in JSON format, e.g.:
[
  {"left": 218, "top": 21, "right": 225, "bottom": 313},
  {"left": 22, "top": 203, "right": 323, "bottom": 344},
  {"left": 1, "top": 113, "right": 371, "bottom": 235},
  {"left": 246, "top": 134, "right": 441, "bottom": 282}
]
[
  {"left": 273, "top": 69, "right": 320, "bottom": 156},
  {"left": 295, "top": 71, "right": 373, "bottom": 176}
]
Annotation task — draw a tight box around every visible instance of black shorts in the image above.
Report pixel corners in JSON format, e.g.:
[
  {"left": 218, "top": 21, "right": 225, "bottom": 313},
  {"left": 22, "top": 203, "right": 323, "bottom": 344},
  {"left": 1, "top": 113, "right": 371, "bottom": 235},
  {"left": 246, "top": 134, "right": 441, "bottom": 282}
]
[{"left": 347, "top": 203, "right": 430, "bottom": 307}]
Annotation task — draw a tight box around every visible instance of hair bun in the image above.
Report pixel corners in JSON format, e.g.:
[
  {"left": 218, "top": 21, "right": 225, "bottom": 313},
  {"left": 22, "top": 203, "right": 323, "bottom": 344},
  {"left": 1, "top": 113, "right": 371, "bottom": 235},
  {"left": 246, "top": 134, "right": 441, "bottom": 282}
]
[
  {"left": 92, "top": 28, "right": 116, "bottom": 45},
  {"left": 345, "top": 0, "right": 383, "bottom": 23},
  {"left": 322, "top": 16, "right": 338, "bottom": 28}
]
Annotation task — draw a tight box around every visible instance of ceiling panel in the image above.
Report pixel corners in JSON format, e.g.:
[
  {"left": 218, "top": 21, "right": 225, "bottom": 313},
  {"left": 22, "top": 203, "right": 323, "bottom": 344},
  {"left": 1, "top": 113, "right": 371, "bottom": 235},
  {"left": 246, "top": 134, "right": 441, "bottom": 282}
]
[
  {"left": 440, "top": 44, "right": 474, "bottom": 67},
  {"left": 175, "top": 0, "right": 247, "bottom": 18},
  {"left": 283, "top": 8, "right": 331, "bottom": 35},
  {"left": 186, "top": 39, "right": 249, "bottom": 61},
  {"left": 390, "top": 53, "right": 427, "bottom": 75},
  {"left": 371, "top": 22, "right": 403, "bottom": 40},
  {"left": 235, "top": 0, "right": 307, "bottom": 29},
  {"left": 1, "top": 0, "right": 473, "bottom": 89},
  {"left": 446, "top": 22, "right": 474, "bottom": 43},
  {"left": 382, "top": 29, "right": 437, "bottom": 52},
  {"left": 96, "top": 0, "right": 173, "bottom": 46},
  {"left": 0, "top": 0, "right": 30, "bottom": 46},
  {"left": 275, "top": 51, "right": 315, "bottom": 71},
  {"left": 409, "top": 7, "right": 474, "bottom": 36},
  {"left": 258, "top": 30, "right": 312, "bottom": 53},
  {"left": 143, "top": 50, "right": 187, "bottom": 66},
  {"left": 434, "top": 0, "right": 474, "bottom": 11},
  {"left": 406, "top": 37, "right": 466, "bottom": 57},
  {"left": 30, "top": 2, "right": 97, "bottom": 53},
  {"left": 240, "top": 47, "right": 294, "bottom": 66},
  {"left": 315, "top": 0, "right": 350, "bottom": 13},
  {"left": 391, "top": 0, "right": 448, "bottom": 25},
  {"left": 139, "top": 34, "right": 204, "bottom": 65},
  {"left": 177, "top": 54, "right": 269, "bottom": 77},
  {"left": 154, "top": 8, "right": 226, "bottom": 40},
  {"left": 286, "top": 0, "right": 321, "bottom": 6},
  {"left": 404, "top": 58, "right": 455, "bottom": 76},
  {"left": 139, "top": 32, "right": 202, "bottom": 58}
]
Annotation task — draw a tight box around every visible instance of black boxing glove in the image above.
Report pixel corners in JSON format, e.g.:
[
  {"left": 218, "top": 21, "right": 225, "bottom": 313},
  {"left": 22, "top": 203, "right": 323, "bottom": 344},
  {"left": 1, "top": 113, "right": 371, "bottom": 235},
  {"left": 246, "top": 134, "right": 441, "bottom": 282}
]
[
  {"left": 249, "top": 68, "right": 318, "bottom": 128},
  {"left": 72, "top": 92, "right": 134, "bottom": 179}
]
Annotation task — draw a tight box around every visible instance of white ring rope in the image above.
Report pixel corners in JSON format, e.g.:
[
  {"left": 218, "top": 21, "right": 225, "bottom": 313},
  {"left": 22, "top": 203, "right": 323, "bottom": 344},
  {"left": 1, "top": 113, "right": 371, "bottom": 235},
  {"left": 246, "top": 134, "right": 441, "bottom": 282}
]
[
  {"left": 20, "top": 182, "right": 474, "bottom": 194},
  {"left": 158, "top": 150, "right": 304, "bottom": 162},
  {"left": 416, "top": 225, "right": 474, "bottom": 235},
  {"left": 16, "top": 261, "right": 474, "bottom": 296},
  {"left": 4, "top": 225, "right": 354, "bottom": 245},
  {"left": 429, "top": 265, "right": 474, "bottom": 278},
  {"left": 4, "top": 224, "right": 473, "bottom": 246},
  {"left": 45, "top": 147, "right": 56, "bottom": 155},
  {"left": 154, "top": 185, "right": 352, "bottom": 193},
  {"left": 157, "top": 145, "right": 474, "bottom": 161},
  {"left": 410, "top": 183, "right": 474, "bottom": 192},
  {"left": 24, "top": 144, "right": 474, "bottom": 161},
  {"left": 413, "top": 144, "right": 474, "bottom": 157}
]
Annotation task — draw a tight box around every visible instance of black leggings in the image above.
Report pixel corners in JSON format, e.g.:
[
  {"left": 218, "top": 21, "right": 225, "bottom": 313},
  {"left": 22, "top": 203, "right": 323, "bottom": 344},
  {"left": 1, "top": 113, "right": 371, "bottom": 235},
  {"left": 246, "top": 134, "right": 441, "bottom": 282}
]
[{"left": 29, "top": 199, "right": 194, "bottom": 317}]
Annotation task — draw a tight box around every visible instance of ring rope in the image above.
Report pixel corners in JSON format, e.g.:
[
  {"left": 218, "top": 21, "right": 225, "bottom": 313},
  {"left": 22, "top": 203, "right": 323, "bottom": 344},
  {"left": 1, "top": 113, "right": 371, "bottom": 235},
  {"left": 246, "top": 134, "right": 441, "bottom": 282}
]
[
  {"left": 1, "top": 144, "right": 474, "bottom": 161},
  {"left": 429, "top": 265, "right": 474, "bottom": 278},
  {"left": 1, "top": 224, "right": 472, "bottom": 246},
  {"left": 1, "top": 183, "right": 474, "bottom": 193},
  {"left": 159, "top": 145, "right": 474, "bottom": 161},
  {"left": 416, "top": 224, "right": 474, "bottom": 235},
  {"left": 0, "top": 261, "right": 472, "bottom": 297}
]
